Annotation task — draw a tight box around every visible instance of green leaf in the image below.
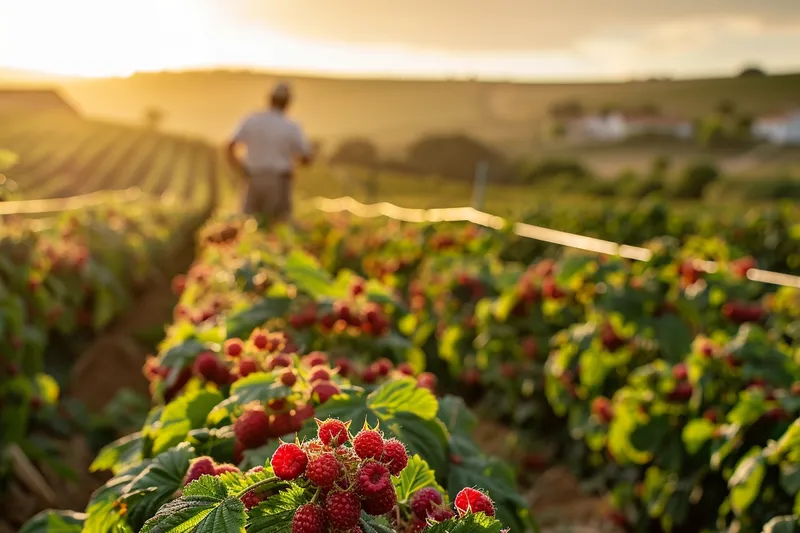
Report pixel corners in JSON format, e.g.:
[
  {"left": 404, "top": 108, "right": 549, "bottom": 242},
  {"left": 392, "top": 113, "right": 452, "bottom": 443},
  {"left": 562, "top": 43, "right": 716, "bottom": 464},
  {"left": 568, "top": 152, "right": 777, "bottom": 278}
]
[
  {"left": 226, "top": 297, "right": 292, "bottom": 339},
  {"left": 682, "top": 419, "right": 716, "bottom": 455},
  {"left": 359, "top": 514, "right": 396, "bottom": 533},
  {"left": 424, "top": 512, "right": 504, "bottom": 533},
  {"left": 141, "top": 476, "right": 247, "bottom": 533},
  {"left": 19, "top": 510, "right": 85, "bottom": 533},
  {"left": 160, "top": 340, "right": 208, "bottom": 383},
  {"left": 91, "top": 432, "right": 144, "bottom": 475},
  {"left": 781, "top": 464, "right": 800, "bottom": 496},
  {"left": 120, "top": 443, "right": 195, "bottom": 529},
  {"left": 284, "top": 250, "right": 338, "bottom": 298},
  {"left": 247, "top": 485, "right": 309, "bottom": 533},
  {"left": 154, "top": 389, "right": 223, "bottom": 455},
  {"left": 729, "top": 448, "right": 766, "bottom": 516},
  {"left": 556, "top": 256, "right": 593, "bottom": 286},
  {"left": 393, "top": 455, "right": 446, "bottom": 503},
  {"left": 438, "top": 396, "right": 478, "bottom": 437},
  {"left": 655, "top": 314, "right": 693, "bottom": 363},
  {"left": 368, "top": 378, "right": 438, "bottom": 421},
  {"left": 34, "top": 373, "right": 59, "bottom": 404},
  {"left": 207, "top": 373, "right": 290, "bottom": 424}
]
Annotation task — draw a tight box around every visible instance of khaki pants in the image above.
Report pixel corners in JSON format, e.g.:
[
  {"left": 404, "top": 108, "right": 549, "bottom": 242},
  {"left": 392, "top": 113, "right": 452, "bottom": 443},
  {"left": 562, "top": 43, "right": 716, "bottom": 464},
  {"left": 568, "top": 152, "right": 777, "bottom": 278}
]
[{"left": 242, "top": 170, "right": 292, "bottom": 221}]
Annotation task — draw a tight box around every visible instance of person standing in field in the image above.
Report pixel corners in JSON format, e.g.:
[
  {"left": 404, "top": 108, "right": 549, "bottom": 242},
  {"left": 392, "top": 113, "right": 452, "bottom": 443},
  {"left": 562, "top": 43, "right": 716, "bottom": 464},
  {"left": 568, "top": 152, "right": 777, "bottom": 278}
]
[{"left": 226, "top": 82, "right": 313, "bottom": 221}]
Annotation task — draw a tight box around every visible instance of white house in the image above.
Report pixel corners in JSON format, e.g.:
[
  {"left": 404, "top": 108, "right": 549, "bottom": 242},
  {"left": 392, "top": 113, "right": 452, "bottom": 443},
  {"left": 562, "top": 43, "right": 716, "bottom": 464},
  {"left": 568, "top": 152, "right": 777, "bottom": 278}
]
[
  {"left": 564, "top": 112, "right": 694, "bottom": 142},
  {"left": 752, "top": 110, "right": 800, "bottom": 145}
]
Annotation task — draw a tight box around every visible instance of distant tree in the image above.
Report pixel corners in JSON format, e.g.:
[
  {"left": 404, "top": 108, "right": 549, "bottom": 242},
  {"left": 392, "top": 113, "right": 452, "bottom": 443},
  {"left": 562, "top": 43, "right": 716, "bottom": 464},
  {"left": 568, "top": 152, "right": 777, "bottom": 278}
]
[
  {"left": 672, "top": 161, "right": 720, "bottom": 199},
  {"left": 650, "top": 155, "right": 671, "bottom": 179},
  {"left": 143, "top": 106, "right": 165, "bottom": 130},
  {"left": 738, "top": 65, "right": 767, "bottom": 78},
  {"left": 329, "top": 138, "right": 379, "bottom": 168},
  {"left": 406, "top": 134, "right": 505, "bottom": 181},
  {"left": 735, "top": 114, "right": 755, "bottom": 141}
]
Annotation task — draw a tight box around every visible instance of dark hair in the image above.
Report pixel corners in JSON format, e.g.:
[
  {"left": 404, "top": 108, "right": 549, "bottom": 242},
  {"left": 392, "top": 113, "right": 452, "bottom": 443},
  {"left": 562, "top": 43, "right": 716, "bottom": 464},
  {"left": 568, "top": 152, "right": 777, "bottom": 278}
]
[{"left": 270, "top": 94, "right": 290, "bottom": 111}]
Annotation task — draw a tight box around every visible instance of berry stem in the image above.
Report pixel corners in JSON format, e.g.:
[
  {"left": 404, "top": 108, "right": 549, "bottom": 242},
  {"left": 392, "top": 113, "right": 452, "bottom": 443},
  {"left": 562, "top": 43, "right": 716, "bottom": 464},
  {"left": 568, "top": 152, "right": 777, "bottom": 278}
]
[
  {"left": 233, "top": 476, "right": 282, "bottom": 499},
  {"left": 311, "top": 487, "right": 321, "bottom": 503}
]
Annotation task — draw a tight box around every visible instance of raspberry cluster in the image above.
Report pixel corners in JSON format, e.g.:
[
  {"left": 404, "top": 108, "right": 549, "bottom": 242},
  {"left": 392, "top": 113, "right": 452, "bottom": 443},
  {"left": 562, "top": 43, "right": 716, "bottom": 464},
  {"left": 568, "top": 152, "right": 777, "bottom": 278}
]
[
  {"left": 407, "top": 486, "right": 495, "bottom": 531},
  {"left": 269, "top": 421, "right": 408, "bottom": 533}
]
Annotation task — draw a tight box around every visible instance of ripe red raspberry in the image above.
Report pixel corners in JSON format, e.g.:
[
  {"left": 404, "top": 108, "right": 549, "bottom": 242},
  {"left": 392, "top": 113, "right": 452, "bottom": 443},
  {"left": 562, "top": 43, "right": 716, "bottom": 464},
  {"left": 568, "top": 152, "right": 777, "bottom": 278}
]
[
  {"left": 234, "top": 407, "right": 271, "bottom": 449},
  {"left": 454, "top": 487, "right": 495, "bottom": 517},
  {"left": 193, "top": 352, "right": 221, "bottom": 380},
  {"left": 184, "top": 457, "right": 216, "bottom": 486},
  {"left": 410, "top": 487, "right": 443, "bottom": 519},
  {"left": 272, "top": 442, "right": 308, "bottom": 480},
  {"left": 237, "top": 357, "right": 258, "bottom": 378},
  {"left": 225, "top": 338, "right": 244, "bottom": 358},
  {"left": 280, "top": 370, "right": 298, "bottom": 387},
  {"left": 312, "top": 381, "right": 341, "bottom": 404},
  {"left": 252, "top": 331, "right": 269, "bottom": 350},
  {"left": 357, "top": 462, "right": 391, "bottom": 497},
  {"left": 325, "top": 491, "right": 362, "bottom": 530},
  {"left": 292, "top": 503, "right": 327, "bottom": 533},
  {"left": 309, "top": 366, "right": 331, "bottom": 382},
  {"left": 429, "top": 506, "right": 455, "bottom": 522},
  {"left": 397, "top": 363, "right": 415, "bottom": 376},
  {"left": 381, "top": 439, "right": 408, "bottom": 475},
  {"left": 354, "top": 429, "right": 384, "bottom": 460},
  {"left": 241, "top": 490, "right": 263, "bottom": 509},
  {"left": 374, "top": 358, "right": 393, "bottom": 376},
  {"left": 416, "top": 372, "right": 438, "bottom": 393},
  {"left": 214, "top": 463, "right": 241, "bottom": 476},
  {"left": 303, "top": 351, "right": 328, "bottom": 367},
  {"left": 361, "top": 484, "right": 397, "bottom": 516},
  {"left": 266, "top": 354, "right": 292, "bottom": 370},
  {"left": 318, "top": 419, "right": 350, "bottom": 447},
  {"left": 306, "top": 452, "right": 343, "bottom": 488}
]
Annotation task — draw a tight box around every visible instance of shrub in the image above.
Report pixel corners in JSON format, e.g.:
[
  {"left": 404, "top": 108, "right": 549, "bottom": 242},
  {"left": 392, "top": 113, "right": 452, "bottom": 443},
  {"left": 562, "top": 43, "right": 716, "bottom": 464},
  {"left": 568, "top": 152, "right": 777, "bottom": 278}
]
[
  {"left": 329, "top": 138, "right": 379, "bottom": 168},
  {"left": 671, "top": 161, "right": 720, "bottom": 199},
  {"left": 406, "top": 133, "right": 506, "bottom": 181},
  {"left": 520, "top": 157, "right": 590, "bottom": 183}
]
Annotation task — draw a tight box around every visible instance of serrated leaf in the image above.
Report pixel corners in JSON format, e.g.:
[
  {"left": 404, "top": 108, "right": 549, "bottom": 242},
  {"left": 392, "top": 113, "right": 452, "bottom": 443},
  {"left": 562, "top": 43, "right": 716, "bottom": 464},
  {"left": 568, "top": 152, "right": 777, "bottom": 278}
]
[
  {"left": 368, "top": 378, "right": 438, "bottom": 421},
  {"left": 247, "top": 485, "right": 309, "bottom": 533},
  {"left": 729, "top": 448, "right": 766, "bottom": 516},
  {"left": 154, "top": 389, "right": 223, "bottom": 454},
  {"left": 207, "top": 373, "right": 290, "bottom": 424},
  {"left": 359, "top": 513, "right": 396, "bottom": 533},
  {"left": 424, "top": 512, "right": 504, "bottom": 533},
  {"left": 393, "top": 454, "right": 445, "bottom": 503},
  {"left": 120, "top": 443, "right": 194, "bottom": 529}
]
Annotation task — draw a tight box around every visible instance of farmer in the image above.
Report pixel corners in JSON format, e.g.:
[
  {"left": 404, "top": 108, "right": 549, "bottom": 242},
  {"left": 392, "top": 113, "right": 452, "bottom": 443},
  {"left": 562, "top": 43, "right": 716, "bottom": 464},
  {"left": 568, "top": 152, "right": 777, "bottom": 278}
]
[{"left": 226, "top": 82, "right": 313, "bottom": 221}]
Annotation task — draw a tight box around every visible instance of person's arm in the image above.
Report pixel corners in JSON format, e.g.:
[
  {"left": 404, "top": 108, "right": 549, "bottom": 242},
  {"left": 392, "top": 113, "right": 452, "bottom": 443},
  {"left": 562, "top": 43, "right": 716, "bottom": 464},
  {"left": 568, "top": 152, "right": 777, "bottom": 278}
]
[
  {"left": 293, "top": 124, "right": 314, "bottom": 167},
  {"left": 227, "top": 117, "right": 249, "bottom": 176}
]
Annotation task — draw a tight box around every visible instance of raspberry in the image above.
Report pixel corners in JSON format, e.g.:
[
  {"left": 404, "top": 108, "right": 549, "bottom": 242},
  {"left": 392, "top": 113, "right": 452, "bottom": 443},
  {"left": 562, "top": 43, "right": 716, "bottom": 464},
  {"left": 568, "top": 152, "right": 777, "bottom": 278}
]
[
  {"left": 292, "top": 503, "right": 327, "bottom": 533},
  {"left": 281, "top": 370, "right": 298, "bottom": 387},
  {"left": 214, "top": 463, "right": 241, "bottom": 476},
  {"left": 193, "top": 352, "right": 221, "bottom": 380},
  {"left": 241, "top": 490, "right": 263, "bottom": 509},
  {"left": 306, "top": 452, "right": 343, "bottom": 488},
  {"left": 266, "top": 354, "right": 292, "bottom": 370},
  {"left": 309, "top": 366, "right": 331, "bottom": 382},
  {"left": 416, "top": 372, "right": 437, "bottom": 393},
  {"left": 381, "top": 439, "right": 408, "bottom": 475},
  {"left": 272, "top": 443, "right": 309, "bottom": 480},
  {"left": 361, "top": 484, "right": 397, "bottom": 516},
  {"left": 374, "top": 358, "right": 393, "bottom": 376},
  {"left": 225, "top": 338, "right": 244, "bottom": 358},
  {"left": 237, "top": 357, "right": 258, "bottom": 378},
  {"left": 357, "top": 462, "right": 391, "bottom": 497},
  {"left": 303, "top": 351, "right": 328, "bottom": 367},
  {"left": 397, "top": 363, "right": 415, "bottom": 376},
  {"left": 234, "top": 407, "right": 271, "bottom": 449},
  {"left": 454, "top": 487, "right": 495, "bottom": 517},
  {"left": 325, "top": 491, "right": 362, "bottom": 530},
  {"left": 410, "top": 487, "right": 444, "bottom": 519},
  {"left": 429, "top": 506, "right": 455, "bottom": 522},
  {"left": 317, "top": 419, "right": 350, "bottom": 447},
  {"left": 252, "top": 331, "right": 269, "bottom": 350},
  {"left": 184, "top": 457, "right": 216, "bottom": 485},
  {"left": 353, "top": 429, "right": 384, "bottom": 460},
  {"left": 312, "top": 381, "right": 341, "bottom": 404}
]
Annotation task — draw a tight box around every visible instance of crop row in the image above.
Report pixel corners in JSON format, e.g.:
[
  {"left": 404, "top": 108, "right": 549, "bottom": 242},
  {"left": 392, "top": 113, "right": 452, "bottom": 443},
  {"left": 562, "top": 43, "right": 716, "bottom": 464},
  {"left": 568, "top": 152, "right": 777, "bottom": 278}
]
[
  {"left": 0, "top": 198, "right": 208, "bottom": 524},
  {"left": 0, "top": 112, "right": 239, "bottom": 208},
  {"left": 22, "top": 212, "right": 799, "bottom": 533}
]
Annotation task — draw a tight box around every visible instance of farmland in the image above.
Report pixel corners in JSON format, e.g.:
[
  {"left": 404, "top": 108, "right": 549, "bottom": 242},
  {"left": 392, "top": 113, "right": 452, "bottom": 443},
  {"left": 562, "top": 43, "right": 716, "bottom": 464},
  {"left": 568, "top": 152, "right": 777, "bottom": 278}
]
[{"left": 1, "top": 106, "right": 799, "bottom": 533}]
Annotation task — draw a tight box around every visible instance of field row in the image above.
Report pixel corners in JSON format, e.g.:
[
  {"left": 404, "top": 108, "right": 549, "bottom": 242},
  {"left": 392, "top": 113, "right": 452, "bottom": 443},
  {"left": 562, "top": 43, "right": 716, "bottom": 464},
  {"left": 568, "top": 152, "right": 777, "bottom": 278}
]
[
  {"left": 0, "top": 112, "right": 241, "bottom": 209},
  {"left": 21, "top": 211, "right": 800, "bottom": 533}
]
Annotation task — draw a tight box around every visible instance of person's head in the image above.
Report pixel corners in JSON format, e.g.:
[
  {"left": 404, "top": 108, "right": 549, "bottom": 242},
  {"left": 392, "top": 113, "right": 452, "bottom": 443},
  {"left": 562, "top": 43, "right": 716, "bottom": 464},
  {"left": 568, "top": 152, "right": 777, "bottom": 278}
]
[{"left": 269, "top": 82, "right": 292, "bottom": 112}]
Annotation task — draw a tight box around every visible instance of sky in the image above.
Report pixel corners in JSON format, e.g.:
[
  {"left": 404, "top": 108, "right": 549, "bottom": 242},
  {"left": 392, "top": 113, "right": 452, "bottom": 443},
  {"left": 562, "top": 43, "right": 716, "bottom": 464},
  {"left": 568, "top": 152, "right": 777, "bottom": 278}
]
[{"left": 1, "top": 0, "right": 799, "bottom": 80}]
